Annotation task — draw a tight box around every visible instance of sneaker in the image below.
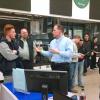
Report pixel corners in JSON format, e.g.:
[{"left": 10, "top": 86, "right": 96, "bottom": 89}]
[
  {"left": 79, "top": 85, "right": 84, "bottom": 88},
  {"left": 71, "top": 88, "right": 78, "bottom": 93},
  {"left": 83, "top": 73, "right": 87, "bottom": 76}
]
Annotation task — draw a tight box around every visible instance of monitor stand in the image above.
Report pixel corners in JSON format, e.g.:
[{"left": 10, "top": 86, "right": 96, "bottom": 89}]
[{"left": 41, "top": 84, "right": 48, "bottom": 100}]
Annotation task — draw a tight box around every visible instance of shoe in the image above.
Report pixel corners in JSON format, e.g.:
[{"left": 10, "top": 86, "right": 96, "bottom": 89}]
[
  {"left": 79, "top": 85, "right": 84, "bottom": 88},
  {"left": 71, "top": 88, "right": 78, "bottom": 93},
  {"left": 83, "top": 73, "right": 87, "bottom": 76}
]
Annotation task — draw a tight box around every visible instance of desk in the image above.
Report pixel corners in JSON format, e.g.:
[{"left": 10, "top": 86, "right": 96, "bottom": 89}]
[
  {"left": 4, "top": 82, "right": 52, "bottom": 100},
  {"left": 3, "top": 82, "right": 79, "bottom": 100}
]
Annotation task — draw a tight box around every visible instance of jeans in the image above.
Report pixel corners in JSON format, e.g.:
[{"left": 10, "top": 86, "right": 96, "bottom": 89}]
[
  {"left": 84, "top": 57, "right": 90, "bottom": 73},
  {"left": 90, "top": 54, "right": 96, "bottom": 69},
  {"left": 75, "top": 60, "right": 84, "bottom": 86},
  {"left": 69, "top": 62, "right": 78, "bottom": 89}
]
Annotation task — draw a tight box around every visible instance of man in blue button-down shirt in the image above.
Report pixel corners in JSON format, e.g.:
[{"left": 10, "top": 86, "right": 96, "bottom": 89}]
[{"left": 35, "top": 24, "right": 73, "bottom": 91}]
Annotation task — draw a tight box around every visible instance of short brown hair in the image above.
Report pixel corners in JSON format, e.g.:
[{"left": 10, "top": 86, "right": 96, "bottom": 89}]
[
  {"left": 55, "top": 24, "right": 64, "bottom": 33},
  {"left": 73, "top": 35, "right": 81, "bottom": 39},
  {"left": 4, "top": 24, "right": 14, "bottom": 36}
]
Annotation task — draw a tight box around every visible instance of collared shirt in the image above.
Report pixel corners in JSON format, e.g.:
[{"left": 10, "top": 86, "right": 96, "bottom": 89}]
[
  {"left": 41, "top": 35, "right": 73, "bottom": 63},
  {"left": 19, "top": 38, "right": 29, "bottom": 60}
]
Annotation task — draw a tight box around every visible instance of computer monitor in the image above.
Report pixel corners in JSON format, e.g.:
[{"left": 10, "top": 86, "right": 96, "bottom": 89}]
[{"left": 24, "top": 69, "right": 68, "bottom": 95}]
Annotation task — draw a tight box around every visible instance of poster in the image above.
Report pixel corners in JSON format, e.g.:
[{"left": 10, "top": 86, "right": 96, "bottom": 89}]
[{"left": 74, "top": 29, "right": 83, "bottom": 38}]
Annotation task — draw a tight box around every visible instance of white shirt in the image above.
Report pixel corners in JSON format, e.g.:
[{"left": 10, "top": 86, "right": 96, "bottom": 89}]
[
  {"left": 72, "top": 41, "right": 78, "bottom": 62},
  {"left": 19, "top": 39, "right": 29, "bottom": 60}
]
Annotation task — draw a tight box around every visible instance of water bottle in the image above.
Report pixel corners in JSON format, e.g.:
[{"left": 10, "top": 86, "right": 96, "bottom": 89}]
[
  {"left": 79, "top": 88, "right": 86, "bottom": 100},
  {"left": 0, "top": 71, "right": 4, "bottom": 83},
  {"left": 99, "top": 86, "right": 100, "bottom": 100},
  {"left": 41, "top": 84, "right": 48, "bottom": 100}
]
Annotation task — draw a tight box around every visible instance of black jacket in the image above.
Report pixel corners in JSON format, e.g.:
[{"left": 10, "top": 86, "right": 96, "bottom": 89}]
[
  {"left": 83, "top": 40, "right": 92, "bottom": 57},
  {"left": 78, "top": 45, "right": 86, "bottom": 62},
  {"left": 18, "top": 37, "right": 34, "bottom": 62},
  {"left": 0, "top": 38, "right": 19, "bottom": 75}
]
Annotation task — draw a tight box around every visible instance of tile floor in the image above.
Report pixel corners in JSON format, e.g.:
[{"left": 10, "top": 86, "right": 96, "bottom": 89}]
[
  {"left": 75, "top": 68, "right": 100, "bottom": 100},
  {"left": 84, "top": 68, "right": 100, "bottom": 100}
]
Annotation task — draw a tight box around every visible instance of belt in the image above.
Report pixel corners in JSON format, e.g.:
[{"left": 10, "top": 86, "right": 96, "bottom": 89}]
[
  {"left": 22, "top": 60, "right": 30, "bottom": 62},
  {"left": 51, "top": 62, "right": 69, "bottom": 65}
]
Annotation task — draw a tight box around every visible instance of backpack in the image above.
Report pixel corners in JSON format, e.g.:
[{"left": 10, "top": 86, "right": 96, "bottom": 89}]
[{"left": 0, "top": 53, "right": 3, "bottom": 62}]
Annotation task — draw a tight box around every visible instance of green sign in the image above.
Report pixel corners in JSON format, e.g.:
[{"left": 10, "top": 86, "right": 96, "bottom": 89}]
[{"left": 74, "top": 0, "right": 89, "bottom": 8}]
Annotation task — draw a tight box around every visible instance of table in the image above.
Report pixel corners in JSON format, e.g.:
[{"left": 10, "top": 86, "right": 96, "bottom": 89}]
[
  {"left": 4, "top": 82, "right": 52, "bottom": 100},
  {"left": 3, "top": 82, "right": 79, "bottom": 100}
]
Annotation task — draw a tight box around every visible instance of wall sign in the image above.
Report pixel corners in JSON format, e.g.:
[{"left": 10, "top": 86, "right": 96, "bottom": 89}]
[{"left": 74, "top": 0, "right": 89, "bottom": 8}]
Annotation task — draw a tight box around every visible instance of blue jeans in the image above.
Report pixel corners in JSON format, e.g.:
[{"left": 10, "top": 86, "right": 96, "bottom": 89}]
[
  {"left": 75, "top": 60, "right": 84, "bottom": 86},
  {"left": 84, "top": 57, "right": 90, "bottom": 73},
  {"left": 69, "top": 62, "right": 78, "bottom": 89}
]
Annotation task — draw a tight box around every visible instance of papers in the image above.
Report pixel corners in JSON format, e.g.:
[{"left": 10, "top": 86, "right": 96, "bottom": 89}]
[
  {"left": 48, "top": 96, "right": 53, "bottom": 100},
  {"left": 12, "top": 68, "right": 27, "bottom": 92},
  {"left": 48, "top": 92, "right": 79, "bottom": 100},
  {"left": 33, "top": 65, "right": 52, "bottom": 71}
]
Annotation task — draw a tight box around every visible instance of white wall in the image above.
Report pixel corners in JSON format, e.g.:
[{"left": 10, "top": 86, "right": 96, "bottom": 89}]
[
  {"left": 31, "top": 0, "right": 50, "bottom": 15},
  {"left": 30, "top": 20, "right": 40, "bottom": 35},
  {"left": 31, "top": 0, "right": 97, "bottom": 22},
  {"left": 72, "top": 0, "right": 90, "bottom": 20}
]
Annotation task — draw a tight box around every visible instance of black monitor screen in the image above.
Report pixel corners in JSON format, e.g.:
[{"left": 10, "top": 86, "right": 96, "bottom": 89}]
[
  {"left": 90, "top": 0, "right": 100, "bottom": 20},
  {"left": 0, "top": 0, "right": 31, "bottom": 11},
  {"left": 50, "top": 0, "right": 72, "bottom": 16},
  {"left": 24, "top": 70, "right": 68, "bottom": 95}
]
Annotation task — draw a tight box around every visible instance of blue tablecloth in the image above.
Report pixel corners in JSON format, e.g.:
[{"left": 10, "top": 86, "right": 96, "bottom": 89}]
[{"left": 4, "top": 82, "right": 53, "bottom": 100}]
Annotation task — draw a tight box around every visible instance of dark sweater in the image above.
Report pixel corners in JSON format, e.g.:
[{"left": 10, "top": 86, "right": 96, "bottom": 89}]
[
  {"left": 0, "top": 38, "right": 19, "bottom": 75},
  {"left": 83, "top": 40, "right": 92, "bottom": 57},
  {"left": 78, "top": 45, "right": 85, "bottom": 62}
]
